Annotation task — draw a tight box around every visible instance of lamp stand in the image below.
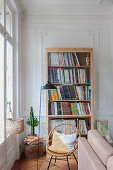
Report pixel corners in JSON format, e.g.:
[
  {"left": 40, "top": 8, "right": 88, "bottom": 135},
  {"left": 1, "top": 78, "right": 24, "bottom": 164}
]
[
  {"left": 36, "top": 87, "right": 42, "bottom": 170},
  {"left": 36, "top": 82, "right": 57, "bottom": 170}
]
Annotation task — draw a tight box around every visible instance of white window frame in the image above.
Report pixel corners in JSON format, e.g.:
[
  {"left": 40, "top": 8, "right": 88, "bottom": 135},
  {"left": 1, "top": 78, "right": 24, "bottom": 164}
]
[
  {"left": 0, "top": 0, "right": 19, "bottom": 168},
  {"left": 0, "top": 0, "right": 15, "bottom": 143}
]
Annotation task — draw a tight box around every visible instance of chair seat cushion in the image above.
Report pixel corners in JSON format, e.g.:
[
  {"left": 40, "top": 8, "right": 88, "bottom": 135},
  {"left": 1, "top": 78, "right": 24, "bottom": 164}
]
[{"left": 48, "top": 131, "right": 76, "bottom": 154}]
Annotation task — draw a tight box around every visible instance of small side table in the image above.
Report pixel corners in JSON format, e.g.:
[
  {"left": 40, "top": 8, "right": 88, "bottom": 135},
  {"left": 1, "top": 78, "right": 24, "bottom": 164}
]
[{"left": 24, "top": 142, "right": 44, "bottom": 159}]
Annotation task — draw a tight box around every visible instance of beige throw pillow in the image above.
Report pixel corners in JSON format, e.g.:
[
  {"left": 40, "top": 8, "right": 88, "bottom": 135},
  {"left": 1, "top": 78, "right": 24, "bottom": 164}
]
[
  {"left": 48, "top": 131, "right": 76, "bottom": 153},
  {"left": 48, "top": 132, "right": 70, "bottom": 153}
]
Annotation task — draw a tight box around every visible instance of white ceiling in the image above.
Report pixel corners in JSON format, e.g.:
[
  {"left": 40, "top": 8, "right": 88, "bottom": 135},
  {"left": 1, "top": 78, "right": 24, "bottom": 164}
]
[{"left": 19, "top": 0, "right": 113, "bottom": 15}]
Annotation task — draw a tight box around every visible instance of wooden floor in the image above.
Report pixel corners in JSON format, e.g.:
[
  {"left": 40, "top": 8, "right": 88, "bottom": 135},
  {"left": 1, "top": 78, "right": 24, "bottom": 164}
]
[{"left": 12, "top": 156, "right": 78, "bottom": 170}]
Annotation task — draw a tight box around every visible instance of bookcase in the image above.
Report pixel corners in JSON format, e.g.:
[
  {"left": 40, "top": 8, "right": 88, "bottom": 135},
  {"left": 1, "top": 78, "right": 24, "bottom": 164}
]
[{"left": 46, "top": 48, "right": 94, "bottom": 138}]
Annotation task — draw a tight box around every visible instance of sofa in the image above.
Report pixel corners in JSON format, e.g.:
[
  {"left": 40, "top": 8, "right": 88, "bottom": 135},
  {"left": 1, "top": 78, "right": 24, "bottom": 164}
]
[{"left": 78, "top": 130, "right": 113, "bottom": 170}]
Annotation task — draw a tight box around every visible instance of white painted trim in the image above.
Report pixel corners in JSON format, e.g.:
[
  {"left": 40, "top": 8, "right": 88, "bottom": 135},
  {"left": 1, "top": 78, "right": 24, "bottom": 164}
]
[
  {"left": 10, "top": 0, "right": 23, "bottom": 19},
  {"left": 22, "top": 15, "right": 112, "bottom": 26},
  {"left": 97, "top": 0, "right": 102, "bottom": 5},
  {"left": 0, "top": 0, "right": 21, "bottom": 168},
  {"left": 45, "top": 0, "right": 97, "bottom": 5}
]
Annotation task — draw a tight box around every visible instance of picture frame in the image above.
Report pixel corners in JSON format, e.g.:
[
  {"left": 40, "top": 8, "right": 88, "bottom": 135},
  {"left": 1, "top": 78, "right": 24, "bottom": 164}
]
[{"left": 96, "top": 120, "right": 110, "bottom": 137}]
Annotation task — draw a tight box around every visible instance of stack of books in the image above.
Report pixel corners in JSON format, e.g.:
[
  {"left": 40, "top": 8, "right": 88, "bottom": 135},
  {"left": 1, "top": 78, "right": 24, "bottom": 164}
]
[
  {"left": 50, "top": 102, "right": 91, "bottom": 116},
  {"left": 70, "top": 102, "right": 90, "bottom": 115},
  {"left": 50, "top": 102, "right": 71, "bottom": 115},
  {"left": 48, "top": 52, "right": 80, "bottom": 66},
  {"left": 48, "top": 68, "right": 87, "bottom": 83},
  {"left": 48, "top": 85, "right": 91, "bottom": 100}
]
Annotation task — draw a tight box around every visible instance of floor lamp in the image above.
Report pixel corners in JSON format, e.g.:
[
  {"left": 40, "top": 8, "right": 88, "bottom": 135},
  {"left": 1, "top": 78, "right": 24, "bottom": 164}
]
[{"left": 37, "top": 81, "right": 57, "bottom": 170}]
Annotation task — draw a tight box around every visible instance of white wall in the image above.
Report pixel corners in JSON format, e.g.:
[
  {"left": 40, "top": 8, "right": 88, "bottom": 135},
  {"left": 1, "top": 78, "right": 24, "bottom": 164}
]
[{"left": 20, "top": 15, "right": 113, "bottom": 144}]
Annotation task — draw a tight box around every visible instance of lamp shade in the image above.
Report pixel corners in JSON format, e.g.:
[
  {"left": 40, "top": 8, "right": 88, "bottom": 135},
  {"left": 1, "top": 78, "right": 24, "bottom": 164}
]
[{"left": 41, "top": 81, "right": 57, "bottom": 90}]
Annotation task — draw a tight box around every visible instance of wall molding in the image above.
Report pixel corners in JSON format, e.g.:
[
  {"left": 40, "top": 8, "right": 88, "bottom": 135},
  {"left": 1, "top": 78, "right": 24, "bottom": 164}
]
[
  {"left": 22, "top": 15, "right": 112, "bottom": 26},
  {"left": 21, "top": 15, "right": 113, "bottom": 144}
]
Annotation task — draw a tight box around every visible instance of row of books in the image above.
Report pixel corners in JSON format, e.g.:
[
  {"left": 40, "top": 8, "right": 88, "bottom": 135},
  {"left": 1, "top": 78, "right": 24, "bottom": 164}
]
[
  {"left": 48, "top": 68, "right": 88, "bottom": 83},
  {"left": 49, "top": 85, "right": 91, "bottom": 100},
  {"left": 71, "top": 102, "right": 90, "bottom": 115},
  {"left": 50, "top": 102, "right": 91, "bottom": 115},
  {"left": 48, "top": 52, "right": 80, "bottom": 66},
  {"left": 49, "top": 119, "right": 90, "bottom": 134}
]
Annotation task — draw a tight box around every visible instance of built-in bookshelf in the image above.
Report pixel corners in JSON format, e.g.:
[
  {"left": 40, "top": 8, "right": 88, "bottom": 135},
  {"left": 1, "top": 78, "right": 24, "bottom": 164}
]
[{"left": 46, "top": 48, "right": 94, "bottom": 137}]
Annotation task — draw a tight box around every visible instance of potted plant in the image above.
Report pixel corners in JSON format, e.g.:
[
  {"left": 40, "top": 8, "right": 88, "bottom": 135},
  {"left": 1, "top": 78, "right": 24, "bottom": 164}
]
[{"left": 26, "top": 107, "right": 39, "bottom": 139}]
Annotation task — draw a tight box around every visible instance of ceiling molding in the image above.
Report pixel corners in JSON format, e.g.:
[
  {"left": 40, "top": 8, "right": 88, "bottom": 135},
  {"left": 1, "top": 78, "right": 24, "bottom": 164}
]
[
  {"left": 97, "top": 0, "right": 102, "bottom": 5},
  {"left": 44, "top": 0, "right": 97, "bottom": 5},
  {"left": 20, "top": 0, "right": 113, "bottom": 16}
]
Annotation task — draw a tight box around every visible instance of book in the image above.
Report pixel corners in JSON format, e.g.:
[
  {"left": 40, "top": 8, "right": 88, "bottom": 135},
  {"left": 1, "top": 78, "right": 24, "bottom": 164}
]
[{"left": 61, "top": 102, "right": 71, "bottom": 115}]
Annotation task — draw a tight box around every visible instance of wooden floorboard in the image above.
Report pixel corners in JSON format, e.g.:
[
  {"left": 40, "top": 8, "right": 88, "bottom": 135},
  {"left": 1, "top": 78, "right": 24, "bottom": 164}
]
[{"left": 12, "top": 156, "right": 78, "bottom": 170}]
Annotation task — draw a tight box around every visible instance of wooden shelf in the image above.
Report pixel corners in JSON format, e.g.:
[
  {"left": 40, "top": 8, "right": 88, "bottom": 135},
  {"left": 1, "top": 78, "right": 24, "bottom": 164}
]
[
  {"left": 48, "top": 66, "right": 90, "bottom": 68},
  {"left": 46, "top": 48, "right": 94, "bottom": 137},
  {"left": 48, "top": 115, "right": 91, "bottom": 119},
  {"left": 46, "top": 48, "right": 93, "bottom": 53},
  {"left": 51, "top": 83, "right": 90, "bottom": 85},
  {"left": 48, "top": 100, "right": 91, "bottom": 102}
]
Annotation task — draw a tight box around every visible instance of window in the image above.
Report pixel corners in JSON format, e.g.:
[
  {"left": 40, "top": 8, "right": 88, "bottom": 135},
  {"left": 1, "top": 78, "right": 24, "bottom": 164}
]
[
  {"left": 0, "top": 0, "right": 15, "bottom": 144},
  {"left": 6, "top": 41, "right": 13, "bottom": 119},
  {"left": 6, "top": 5, "right": 12, "bottom": 36},
  {"left": 0, "top": 0, "right": 4, "bottom": 26},
  {"left": 0, "top": 33, "right": 4, "bottom": 144}
]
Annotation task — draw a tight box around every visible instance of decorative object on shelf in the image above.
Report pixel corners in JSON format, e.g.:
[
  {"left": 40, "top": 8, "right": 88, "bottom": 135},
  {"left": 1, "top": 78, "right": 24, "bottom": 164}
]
[
  {"left": 86, "top": 54, "right": 90, "bottom": 66},
  {"left": 6, "top": 102, "right": 24, "bottom": 135},
  {"left": 96, "top": 120, "right": 109, "bottom": 137},
  {"left": 96, "top": 120, "right": 113, "bottom": 146},
  {"left": 26, "top": 107, "right": 39, "bottom": 136}
]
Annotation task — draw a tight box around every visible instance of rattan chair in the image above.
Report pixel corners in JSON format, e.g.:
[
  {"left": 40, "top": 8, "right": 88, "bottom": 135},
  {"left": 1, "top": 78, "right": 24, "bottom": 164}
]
[{"left": 46, "top": 123, "right": 81, "bottom": 170}]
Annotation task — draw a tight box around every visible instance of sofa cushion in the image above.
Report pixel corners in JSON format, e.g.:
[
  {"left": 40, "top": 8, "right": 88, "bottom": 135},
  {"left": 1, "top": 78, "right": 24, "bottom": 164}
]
[
  {"left": 78, "top": 137, "right": 106, "bottom": 170},
  {"left": 107, "top": 156, "right": 113, "bottom": 170},
  {"left": 88, "top": 130, "right": 113, "bottom": 167}
]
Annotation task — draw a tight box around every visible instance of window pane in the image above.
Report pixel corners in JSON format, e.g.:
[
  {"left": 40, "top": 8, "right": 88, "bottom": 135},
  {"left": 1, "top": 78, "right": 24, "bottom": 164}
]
[
  {"left": 6, "top": 41, "right": 13, "bottom": 119},
  {"left": 0, "top": 0, "right": 4, "bottom": 26},
  {"left": 6, "top": 5, "right": 12, "bottom": 36},
  {"left": 0, "top": 33, "right": 4, "bottom": 144}
]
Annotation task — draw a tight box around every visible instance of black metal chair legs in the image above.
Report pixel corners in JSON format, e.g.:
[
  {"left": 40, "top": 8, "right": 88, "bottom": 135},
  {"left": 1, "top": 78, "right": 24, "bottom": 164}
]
[
  {"left": 47, "top": 155, "right": 77, "bottom": 170},
  {"left": 47, "top": 155, "right": 53, "bottom": 170},
  {"left": 73, "top": 153, "right": 78, "bottom": 163},
  {"left": 55, "top": 157, "right": 57, "bottom": 163},
  {"left": 67, "top": 156, "right": 70, "bottom": 170}
]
